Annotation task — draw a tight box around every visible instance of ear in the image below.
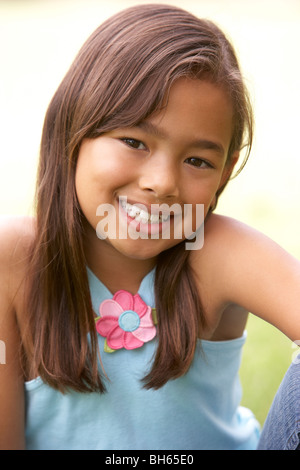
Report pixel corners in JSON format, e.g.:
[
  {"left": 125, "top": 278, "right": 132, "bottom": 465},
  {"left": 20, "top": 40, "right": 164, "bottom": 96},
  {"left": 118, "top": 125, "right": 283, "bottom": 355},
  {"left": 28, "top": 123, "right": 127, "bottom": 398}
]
[{"left": 218, "top": 151, "right": 240, "bottom": 190}]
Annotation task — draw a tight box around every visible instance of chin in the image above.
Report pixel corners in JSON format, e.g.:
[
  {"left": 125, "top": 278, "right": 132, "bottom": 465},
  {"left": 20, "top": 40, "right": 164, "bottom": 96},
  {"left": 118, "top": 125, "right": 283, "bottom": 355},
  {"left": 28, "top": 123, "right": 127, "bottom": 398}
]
[{"left": 111, "top": 237, "right": 181, "bottom": 261}]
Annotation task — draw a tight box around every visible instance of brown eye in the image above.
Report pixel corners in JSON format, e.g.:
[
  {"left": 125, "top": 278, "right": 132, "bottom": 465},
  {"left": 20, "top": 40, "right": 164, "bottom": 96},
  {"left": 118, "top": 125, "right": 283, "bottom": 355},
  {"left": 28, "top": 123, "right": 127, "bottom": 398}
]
[
  {"left": 185, "top": 157, "right": 212, "bottom": 169},
  {"left": 121, "top": 138, "right": 147, "bottom": 150}
]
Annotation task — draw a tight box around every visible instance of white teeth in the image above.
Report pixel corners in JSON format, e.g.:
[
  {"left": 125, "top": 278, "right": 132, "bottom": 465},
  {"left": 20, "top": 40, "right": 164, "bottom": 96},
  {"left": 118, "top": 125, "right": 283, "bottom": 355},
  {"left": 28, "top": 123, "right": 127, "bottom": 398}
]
[
  {"left": 120, "top": 200, "right": 170, "bottom": 224},
  {"left": 138, "top": 210, "right": 149, "bottom": 224},
  {"left": 128, "top": 206, "right": 140, "bottom": 218}
]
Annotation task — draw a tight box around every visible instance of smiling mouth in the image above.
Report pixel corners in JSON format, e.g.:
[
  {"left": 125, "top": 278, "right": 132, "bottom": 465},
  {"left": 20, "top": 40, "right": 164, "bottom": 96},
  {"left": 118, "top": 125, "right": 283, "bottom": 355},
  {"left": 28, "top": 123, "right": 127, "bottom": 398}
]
[{"left": 119, "top": 199, "right": 171, "bottom": 225}]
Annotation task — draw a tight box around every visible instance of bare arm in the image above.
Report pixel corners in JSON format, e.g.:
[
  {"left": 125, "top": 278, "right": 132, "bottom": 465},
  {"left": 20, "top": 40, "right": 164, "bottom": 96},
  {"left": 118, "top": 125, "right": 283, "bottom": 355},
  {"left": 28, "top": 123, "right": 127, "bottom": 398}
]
[
  {"left": 0, "top": 304, "right": 25, "bottom": 449},
  {"left": 192, "top": 215, "right": 300, "bottom": 342},
  {"left": 0, "top": 217, "right": 32, "bottom": 449}
]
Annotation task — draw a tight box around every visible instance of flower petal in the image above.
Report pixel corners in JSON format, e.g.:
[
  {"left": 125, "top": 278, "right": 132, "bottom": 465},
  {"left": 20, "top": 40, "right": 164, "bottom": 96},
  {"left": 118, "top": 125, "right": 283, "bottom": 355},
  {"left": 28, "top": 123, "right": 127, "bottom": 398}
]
[
  {"left": 133, "top": 293, "right": 148, "bottom": 316},
  {"left": 132, "top": 325, "right": 156, "bottom": 343},
  {"left": 96, "top": 290, "right": 156, "bottom": 352},
  {"left": 99, "top": 299, "right": 123, "bottom": 318},
  {"left": 113, "top": 290, "right": 134, "bottom": 311},
  {"left": 123, "top": 332, "right": 144, "bottom": 350},
  {"left": 96, "top": 316, "right": 118, "bottom": 337},
  {"left": 139, "top": 306, "right": 155, "bottom": 327},
  {"left": 106, "top": 325, "right": 125, "bottom": 350}
]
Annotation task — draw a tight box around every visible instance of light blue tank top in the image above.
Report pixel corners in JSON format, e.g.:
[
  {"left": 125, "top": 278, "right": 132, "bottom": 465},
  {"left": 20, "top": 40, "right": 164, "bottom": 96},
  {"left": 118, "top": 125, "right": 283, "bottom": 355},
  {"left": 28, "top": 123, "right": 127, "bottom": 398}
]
[{"left": 25, "top": 268, "right": 260, "bottom": 450}]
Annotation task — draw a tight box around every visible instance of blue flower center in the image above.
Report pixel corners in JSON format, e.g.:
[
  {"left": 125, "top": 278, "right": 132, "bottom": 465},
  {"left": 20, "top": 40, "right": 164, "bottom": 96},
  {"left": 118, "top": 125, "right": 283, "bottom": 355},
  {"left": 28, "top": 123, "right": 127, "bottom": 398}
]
[{"left": 118, "top": 310, "right": 140, "bottom": 332}]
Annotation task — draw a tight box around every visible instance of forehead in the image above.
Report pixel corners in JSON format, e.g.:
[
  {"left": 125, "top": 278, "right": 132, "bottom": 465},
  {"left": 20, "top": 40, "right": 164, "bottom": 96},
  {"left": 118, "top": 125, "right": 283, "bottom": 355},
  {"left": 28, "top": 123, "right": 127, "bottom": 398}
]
[{"left": 146, "top": 77, "right": 234, "bottom": 154}]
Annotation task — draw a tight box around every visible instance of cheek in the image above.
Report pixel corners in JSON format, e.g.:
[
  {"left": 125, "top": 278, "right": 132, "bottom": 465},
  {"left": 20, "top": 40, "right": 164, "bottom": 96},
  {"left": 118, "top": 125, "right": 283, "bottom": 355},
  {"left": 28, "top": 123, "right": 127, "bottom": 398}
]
[
  {"left": 75, "top": 146, "right": 134, "bottom": 220},
  {"left": 77, "top": 140, "right": 134, "bottom": 190},
  {"left": 187, "top": 180, "right": 218, "bottom": 205},
  {"left": 185, "top": 180, "right": 221, "bottom": 228},
  {"left": 75, "top": 156, "right": 105, "bottom": 227}
]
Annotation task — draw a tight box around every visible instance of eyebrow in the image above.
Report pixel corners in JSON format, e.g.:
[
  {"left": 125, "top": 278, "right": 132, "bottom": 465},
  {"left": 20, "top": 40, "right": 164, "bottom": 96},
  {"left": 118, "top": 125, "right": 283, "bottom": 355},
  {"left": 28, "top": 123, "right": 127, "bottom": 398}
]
[{"left": 136, "top": 121, "right": 225, "bottom": 156}]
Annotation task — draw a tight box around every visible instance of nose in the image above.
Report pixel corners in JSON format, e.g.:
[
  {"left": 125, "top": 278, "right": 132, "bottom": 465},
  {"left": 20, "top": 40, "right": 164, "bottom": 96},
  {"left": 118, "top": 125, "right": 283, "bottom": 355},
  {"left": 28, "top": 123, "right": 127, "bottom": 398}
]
[{"left": 138, "top": 153, "right": 179, "bottom": 199}]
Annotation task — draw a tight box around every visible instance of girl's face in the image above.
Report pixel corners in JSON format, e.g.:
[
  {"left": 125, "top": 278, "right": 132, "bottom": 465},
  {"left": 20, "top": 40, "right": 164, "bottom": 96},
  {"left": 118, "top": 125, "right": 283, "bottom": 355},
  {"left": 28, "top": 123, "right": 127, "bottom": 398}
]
[{"left": 75, "top": 77, "right": 237, "bottom": 261}]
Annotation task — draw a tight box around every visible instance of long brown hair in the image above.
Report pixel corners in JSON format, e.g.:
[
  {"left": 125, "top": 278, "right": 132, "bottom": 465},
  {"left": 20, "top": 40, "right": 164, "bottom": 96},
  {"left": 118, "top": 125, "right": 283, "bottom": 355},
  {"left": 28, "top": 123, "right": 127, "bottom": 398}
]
[{"left": 24, "top": 4, "right": 253, "bottom": 392}]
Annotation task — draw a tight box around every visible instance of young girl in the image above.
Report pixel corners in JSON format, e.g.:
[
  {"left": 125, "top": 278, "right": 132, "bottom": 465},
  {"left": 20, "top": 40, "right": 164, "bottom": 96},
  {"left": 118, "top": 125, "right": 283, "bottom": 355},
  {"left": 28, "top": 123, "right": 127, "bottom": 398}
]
[{"left": 1, "top": 4, "right": 300, "bottom": 450}]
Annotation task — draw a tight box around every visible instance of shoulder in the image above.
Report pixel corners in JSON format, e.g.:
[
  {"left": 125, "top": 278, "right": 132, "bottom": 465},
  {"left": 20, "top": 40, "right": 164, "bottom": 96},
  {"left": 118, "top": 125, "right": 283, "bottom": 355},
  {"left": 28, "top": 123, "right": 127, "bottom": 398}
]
[
  {"left": 191, "top": 214, "right": 300, "bottom": 340},
  {"left": 189, "top": 214, "right": 257, "bottom": 323},
  {"left": 0, "top": 215, "right": 36, "bottom": 257},
  {"left": 202, "top": 213, "right": 265, "bottom": 246},
  {"left": 0, "top": 215, "right": 36, "bottom": 307},
  {"left": 191, "top": 212, "right": 300, "bottom": 284},
  {"left": 190, "top": 213, "right": 262, "bottom": 273},
  {"left": 193, "top": 213, "right": 294, "bottom": 264}
]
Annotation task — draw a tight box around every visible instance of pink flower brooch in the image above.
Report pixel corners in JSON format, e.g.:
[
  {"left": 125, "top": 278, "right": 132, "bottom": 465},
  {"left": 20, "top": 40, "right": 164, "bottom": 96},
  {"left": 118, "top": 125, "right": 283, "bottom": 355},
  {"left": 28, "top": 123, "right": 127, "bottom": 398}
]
[{"left": 95, "top": 290, "right": 157, "bottom": 352}]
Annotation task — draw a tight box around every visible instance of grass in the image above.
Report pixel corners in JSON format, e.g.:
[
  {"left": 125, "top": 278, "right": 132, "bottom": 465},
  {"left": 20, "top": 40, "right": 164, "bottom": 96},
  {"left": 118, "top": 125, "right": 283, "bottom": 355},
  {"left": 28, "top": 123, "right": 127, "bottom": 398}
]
[{"left": 240, "top": 315, "right": 292, "bottom": 426}]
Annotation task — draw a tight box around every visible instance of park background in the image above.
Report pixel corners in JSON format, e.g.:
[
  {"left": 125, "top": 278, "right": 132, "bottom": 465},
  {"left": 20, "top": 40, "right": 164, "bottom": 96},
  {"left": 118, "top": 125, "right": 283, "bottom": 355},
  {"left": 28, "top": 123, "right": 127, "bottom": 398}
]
[{"left": 0, "top": 0, "right": 299, "bottom": 426}]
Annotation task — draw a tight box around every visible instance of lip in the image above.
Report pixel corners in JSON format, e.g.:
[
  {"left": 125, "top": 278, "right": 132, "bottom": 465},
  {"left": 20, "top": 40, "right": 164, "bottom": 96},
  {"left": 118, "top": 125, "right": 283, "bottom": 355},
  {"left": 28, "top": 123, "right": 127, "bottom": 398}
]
[{"left": 117, "top": 197, "right": 177, "bottom": 237}]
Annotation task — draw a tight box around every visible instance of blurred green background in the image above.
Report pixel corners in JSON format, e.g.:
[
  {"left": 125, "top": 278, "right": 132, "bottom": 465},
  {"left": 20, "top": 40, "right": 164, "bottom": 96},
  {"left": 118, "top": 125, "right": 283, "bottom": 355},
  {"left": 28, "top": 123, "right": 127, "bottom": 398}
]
[{"left": 0, "top": 0, "right": 299, "bottom": 427}]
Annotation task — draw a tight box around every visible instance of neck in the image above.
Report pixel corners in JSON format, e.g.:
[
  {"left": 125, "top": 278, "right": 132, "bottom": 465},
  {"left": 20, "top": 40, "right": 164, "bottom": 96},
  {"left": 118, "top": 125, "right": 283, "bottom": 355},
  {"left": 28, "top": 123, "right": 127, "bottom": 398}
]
[{"left": 83, "top": 223, "right": 156, "bottom": 294}]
